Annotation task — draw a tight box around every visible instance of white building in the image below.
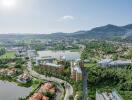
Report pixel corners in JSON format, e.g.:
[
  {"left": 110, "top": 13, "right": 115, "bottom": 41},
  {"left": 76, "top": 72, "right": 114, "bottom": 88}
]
[
  {"left": 109, "top": 60, "right": 132, "bottom": 67},
  {"left": 98, "top": 59, "right": 132, "bottom": 67},
  {"left": 35, "top": 56, "right": 55, "bottom": 65},
  {"left": 96, "top": 90, "right": 123, "bottom": 100},
  {"left": 98, "top": 59, "right": 113, "bottom": 67},
  {"left": 27, "top": 50, "right": 36, "bottom": 58}
]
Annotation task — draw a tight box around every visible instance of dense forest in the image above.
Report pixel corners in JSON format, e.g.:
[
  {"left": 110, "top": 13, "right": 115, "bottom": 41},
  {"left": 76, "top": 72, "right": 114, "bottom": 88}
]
[
  {"left": 86, "top": 64, "right": 132, "bottom": 100},
  {"left": 81, "top": 41, "right": 119, "bottom": 61}
]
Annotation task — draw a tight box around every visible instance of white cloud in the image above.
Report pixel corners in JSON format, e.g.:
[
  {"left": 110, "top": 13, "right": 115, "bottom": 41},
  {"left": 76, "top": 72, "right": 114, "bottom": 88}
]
[{"left": 58, "top": 15, "right": 75, "bottom": 21}]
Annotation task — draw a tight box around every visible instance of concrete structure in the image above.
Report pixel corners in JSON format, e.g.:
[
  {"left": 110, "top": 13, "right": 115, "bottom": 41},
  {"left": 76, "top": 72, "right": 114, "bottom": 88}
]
[
  {"left": 71, "top": 60, "right": 83, "bottom": 81},
  {"left": 27, "top": 50, "right": 36, "bottom": 58},
  {"left": 75, "top": 59, "right": 84, "bottom": 68},
  {"left": 41, "top": 63, "right": 64, "bottom": 73},
  {"left": 98, "top": 59, "right": 132, "bottom": 67},
  {"left": 71, "top": 66, "right": 82, "bottom": 81},
  {"left": 17, "top": 73, "right": 31, "bottom": 83},
  {"left": 96, "top": 90, "right": 123, "bottom": 100},
  {"left": 98, "top": 59, "right": 113, "bottom": 67},
  {"left": 16, "top": 50, "right": 27, "bottom": 58},
  {"left": 35, "top": 56, "right": 65, "bottom": 73},
  {"left": 35, "top": 56, "right": 55, "bottom": 65},
  {"left": 0, "top": 68, "right": 18, "bottom": 77},
  {"left": 109, "top": 60, "right": 132, "bottom": 67}
]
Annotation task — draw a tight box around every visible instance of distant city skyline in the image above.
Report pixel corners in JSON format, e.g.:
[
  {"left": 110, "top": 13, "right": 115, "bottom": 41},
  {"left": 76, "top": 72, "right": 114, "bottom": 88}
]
[{"left": 0, "top": 0, "right": 132, "bottom": 34}]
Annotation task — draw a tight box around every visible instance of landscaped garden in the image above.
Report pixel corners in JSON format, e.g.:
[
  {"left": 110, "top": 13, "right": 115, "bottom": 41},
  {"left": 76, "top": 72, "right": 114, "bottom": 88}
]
[{"left": 0, "top": 51, "right": 16, "bottom": 59}]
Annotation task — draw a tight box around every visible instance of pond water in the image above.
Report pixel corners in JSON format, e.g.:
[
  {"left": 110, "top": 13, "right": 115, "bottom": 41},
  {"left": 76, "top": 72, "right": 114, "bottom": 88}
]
[
  {"left": 37, "top": 50, "right": 80, "bottom": 60},
  {"left": 0, "top": 80, "right": 32, "bottom": 100}
]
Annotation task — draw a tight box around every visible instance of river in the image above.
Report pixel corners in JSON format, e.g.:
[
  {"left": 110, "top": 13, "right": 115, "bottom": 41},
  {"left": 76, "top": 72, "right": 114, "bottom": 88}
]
[{"left": 0, "top": 80, "right": 32, "bottom": 100}]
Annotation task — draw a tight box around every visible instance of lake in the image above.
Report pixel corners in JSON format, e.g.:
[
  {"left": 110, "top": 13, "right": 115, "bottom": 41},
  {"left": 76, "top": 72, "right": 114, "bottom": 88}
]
[
  {"left": 0, "top": 80, "right": 32, "bottom": 100},
  {"left": 37, "top": 50, "right": 80, "bottom": 60}
]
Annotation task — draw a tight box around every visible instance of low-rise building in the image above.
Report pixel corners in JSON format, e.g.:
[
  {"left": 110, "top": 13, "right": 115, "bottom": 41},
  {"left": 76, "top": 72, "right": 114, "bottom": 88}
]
[
  {"left": 109, "top": 60, "right": 132, "bottom": 67},
  {"left": 35, "top": 56, "right": 65, "bottom": 73},
  {"left": 16, "top": 50, "right": 27, "bottom": 58},
  {"left": 17, "top": 73, "right": 31, "bottom": 83},
  {"left": 35, "top": 56, "right": 55, "bottom": 66},
  {"left": 27, "top": 50, "right": 36, "bottom": 59},
  {"left": 29, "top": 82, "right": 56, "bottom": 100},
  {"left": 96, "top": 90, "right": 123, "bottom": 100},
  {"left": 0, "top": 68, "right": 18, "bottom": 77},
  {"left": 29, "top": 92, "right": 49, "bottom": 100},
  {"left": 41, "top": 63, "right": 64, "bottom": 73},
  {"left": 40, "top": 82, "right": 56, "bottom": 93},
  {"left": 98, "top": 59, "right": 113, "bottom": 67},
  {"left": 98, "top": 59, "right": 132, "bottom": 67}
]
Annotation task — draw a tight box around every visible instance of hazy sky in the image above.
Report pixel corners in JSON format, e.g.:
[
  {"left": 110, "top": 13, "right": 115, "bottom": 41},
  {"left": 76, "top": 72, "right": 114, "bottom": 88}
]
[{"left": 0, "top": 0, "right": 132, "bottom": 34}]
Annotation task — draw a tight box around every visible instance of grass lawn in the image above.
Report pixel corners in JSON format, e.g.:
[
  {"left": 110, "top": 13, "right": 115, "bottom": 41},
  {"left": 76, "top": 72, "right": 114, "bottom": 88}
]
[
  {"left": 70, "top": 49, "right": 80, "bottom": 52},
  {"left": 0, "top": 51, "right": 16, "bottom": 59},
  {"left": 84, "top": 63, "right": 96, "bottom": 68}
]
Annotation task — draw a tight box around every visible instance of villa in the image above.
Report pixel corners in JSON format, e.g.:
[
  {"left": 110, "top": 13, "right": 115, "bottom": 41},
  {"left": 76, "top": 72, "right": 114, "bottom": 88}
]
[
  {"left": 29, "top": 92, "right": 49, "bottom": 100},
  {"left": 17, "top": 73, "right": 31, "bottom": 83},
  {"left": 0, "top": 68, "right": 18, "bottom": 76},
  {"left": 29, "top": 82, "right": 56, "bottom": 100},
  {"left": 40, "top": 82, "right": 56, "bottom": 93}
]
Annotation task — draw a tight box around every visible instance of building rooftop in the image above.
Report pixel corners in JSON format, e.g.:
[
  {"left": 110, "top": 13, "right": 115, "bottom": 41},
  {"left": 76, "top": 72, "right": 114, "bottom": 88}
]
[
  {"left": 36, "top": 56, "right": 55, "bottom": 60},
  {"left": 27, "top": 50, "right": 36, "bottom": 52},
  {"left": 109, "top": 60, "right": 132, "bottom": 65},
  {"left": 98, "top": 59, "right": 113, "bottom": 64},
  {"left": 96, "top": 90, "right": 123, "bottom": 100},
  {"left": 98, "top": 59, "right": 132, "bottom": 67},
  {"left": 45, "top": 63, "right": 62, "bottom": 68}
]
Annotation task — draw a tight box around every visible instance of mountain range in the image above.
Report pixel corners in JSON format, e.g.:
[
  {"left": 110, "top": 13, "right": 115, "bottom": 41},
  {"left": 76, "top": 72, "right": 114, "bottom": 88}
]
[
  {"left": 0, "top": 24, "right": 132, "bottom": 41},
  {"left": 54, "top": 24, "right": 132, "bottom": 40}
]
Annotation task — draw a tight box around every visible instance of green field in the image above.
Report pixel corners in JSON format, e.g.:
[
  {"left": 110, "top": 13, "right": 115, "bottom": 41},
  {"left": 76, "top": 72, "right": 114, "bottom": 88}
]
[{"left": 0, "top": 51, "right": 16, "bottom": 59}]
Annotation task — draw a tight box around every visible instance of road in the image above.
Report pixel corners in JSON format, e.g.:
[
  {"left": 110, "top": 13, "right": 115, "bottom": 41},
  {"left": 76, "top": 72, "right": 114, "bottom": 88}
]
[
  {"left": 82, "top": 68, "right": 88, "bottom": 100},
  {"left": 27, "top": 61, "right": 73, "bottom": 100},
  {"left": 56, "top": 84, "right": 64, "bottom": 100},
  {"left": 64, "top": 83, "right": 73, "bottom": 100}
]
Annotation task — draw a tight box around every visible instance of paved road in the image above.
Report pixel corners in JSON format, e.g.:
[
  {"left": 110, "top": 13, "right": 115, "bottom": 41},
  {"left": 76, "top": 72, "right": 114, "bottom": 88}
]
[
  {"left": 56, "top": 84, "right": 64, "bottom": 100},
  {"left": 64, "top": 83, "right": 73, "bottom": 100},
  {"left": 27, "top": 61, "right": 73, "bottom": 100},
  {"left": 82, "top": 68, "right": 88, "bottom": 100}
]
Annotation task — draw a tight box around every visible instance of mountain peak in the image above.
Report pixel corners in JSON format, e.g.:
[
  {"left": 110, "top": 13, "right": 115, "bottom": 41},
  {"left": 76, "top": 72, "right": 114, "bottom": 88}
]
[
  {"left": 122, "top": 24, "right": 132, "bottom": 30},
  {"left": 105, "top": 24, "right": 120, "bottom": 28}
]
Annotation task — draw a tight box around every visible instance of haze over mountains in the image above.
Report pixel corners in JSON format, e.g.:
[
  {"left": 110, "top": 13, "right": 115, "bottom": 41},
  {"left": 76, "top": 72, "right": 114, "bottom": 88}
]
[
  {"left": 0, "top": 24, "right": 132, "bottom": 41},
  {"left": 53, "top": 24, "right": 132, "bottom": 39}
]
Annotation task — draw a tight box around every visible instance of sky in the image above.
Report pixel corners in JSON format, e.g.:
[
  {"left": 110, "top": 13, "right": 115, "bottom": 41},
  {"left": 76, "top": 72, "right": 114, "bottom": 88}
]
[{"left": 0, "top": 0, "right": 132, "bottom": 34}]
